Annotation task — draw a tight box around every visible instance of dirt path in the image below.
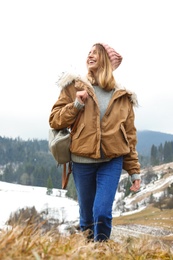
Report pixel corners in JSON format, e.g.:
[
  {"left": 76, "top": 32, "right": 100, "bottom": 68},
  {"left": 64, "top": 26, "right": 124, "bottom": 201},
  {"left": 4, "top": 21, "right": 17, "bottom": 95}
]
[{"left": 111, "top": 224, "right": 173, "bottom": 248}]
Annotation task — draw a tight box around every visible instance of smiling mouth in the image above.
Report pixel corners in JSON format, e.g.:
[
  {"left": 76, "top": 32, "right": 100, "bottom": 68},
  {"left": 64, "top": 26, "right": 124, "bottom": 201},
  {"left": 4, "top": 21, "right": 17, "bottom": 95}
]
[{"left": 88, "top": 60, "right": 96, "bottom": 64}]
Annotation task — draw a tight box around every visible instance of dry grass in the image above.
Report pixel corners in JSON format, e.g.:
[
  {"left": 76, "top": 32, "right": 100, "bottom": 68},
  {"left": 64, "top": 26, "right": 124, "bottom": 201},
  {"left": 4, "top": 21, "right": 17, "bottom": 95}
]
[
  {"left": 0, "top": 221, "right": 173, "bottom": 259},
  {"left": 0, "top": 206, "right": 173, "bottom": 259}
]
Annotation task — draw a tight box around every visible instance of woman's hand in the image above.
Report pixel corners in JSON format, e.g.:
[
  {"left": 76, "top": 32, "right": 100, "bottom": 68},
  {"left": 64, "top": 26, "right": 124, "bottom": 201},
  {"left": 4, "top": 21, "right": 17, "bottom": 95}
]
[
  {"left": 76, "top": 90, "right": 88, "bottom": 104},
  {"left": 130, "top": 179, "right": 141, "bottom": 192}
]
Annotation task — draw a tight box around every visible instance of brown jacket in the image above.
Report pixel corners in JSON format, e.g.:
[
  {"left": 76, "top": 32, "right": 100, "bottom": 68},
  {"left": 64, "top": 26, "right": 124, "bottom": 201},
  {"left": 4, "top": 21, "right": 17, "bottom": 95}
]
[{"left": 49, "top": 73, "right": 140, "bottom": 175}]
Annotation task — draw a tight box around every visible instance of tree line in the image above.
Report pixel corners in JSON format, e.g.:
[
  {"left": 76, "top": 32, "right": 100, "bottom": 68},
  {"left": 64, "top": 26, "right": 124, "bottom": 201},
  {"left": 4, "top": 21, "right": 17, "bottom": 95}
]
[
  {"left": 150, "top": 141, "right": 173, "bottom": 166},
  {"left": 0, "top": 136, "right": 76, "bottom": 199},
  {"left": 0, "top": 136, "right": 173, "bottom": 199}
]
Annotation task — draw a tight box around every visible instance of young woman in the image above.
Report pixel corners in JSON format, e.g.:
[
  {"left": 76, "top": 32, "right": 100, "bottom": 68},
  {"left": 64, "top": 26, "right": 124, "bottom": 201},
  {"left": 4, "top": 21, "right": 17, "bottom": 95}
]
[{"left": 49, "top": 43, "right": 141, "bottom": 242}]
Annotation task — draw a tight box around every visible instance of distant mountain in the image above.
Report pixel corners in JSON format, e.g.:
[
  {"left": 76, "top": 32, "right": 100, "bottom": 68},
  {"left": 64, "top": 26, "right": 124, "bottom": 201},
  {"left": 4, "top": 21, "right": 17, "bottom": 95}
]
[{"left": 137, "top": 130, "right": 173, "bottom": 156}]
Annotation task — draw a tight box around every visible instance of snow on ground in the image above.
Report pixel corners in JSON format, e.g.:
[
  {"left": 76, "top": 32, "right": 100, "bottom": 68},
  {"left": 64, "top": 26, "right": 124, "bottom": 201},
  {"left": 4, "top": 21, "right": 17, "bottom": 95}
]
[
  {"left": 112, "top": 206, "right": 147, "bottom": 217},
  {"left": 1, "top": 172, "right": 172, "bottom": 230},
  {"left": 0, "top": 181, "right": 79, "bottom": 230},
  {"left": 123, "top": 173, "right": 173, "bottom": 209},
  {"left": 1, "top": 162, "right": 173, "bottom": 236}
]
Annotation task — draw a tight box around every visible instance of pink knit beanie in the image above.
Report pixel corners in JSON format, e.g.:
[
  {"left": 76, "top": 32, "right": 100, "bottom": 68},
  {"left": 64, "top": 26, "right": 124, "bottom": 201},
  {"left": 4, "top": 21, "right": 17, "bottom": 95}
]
[{"left": 98, "top": 43, "right": 123, "bottom": 71}]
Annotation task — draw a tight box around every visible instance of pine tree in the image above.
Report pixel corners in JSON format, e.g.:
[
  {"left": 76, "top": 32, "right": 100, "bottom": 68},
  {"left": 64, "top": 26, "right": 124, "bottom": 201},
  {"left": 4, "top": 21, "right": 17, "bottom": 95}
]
[
  {"left": 46, "top": 175, "right": 53, "bottom": 195},
  {"left": 150, "top": 145, "right": 158, "bottom": 166}
]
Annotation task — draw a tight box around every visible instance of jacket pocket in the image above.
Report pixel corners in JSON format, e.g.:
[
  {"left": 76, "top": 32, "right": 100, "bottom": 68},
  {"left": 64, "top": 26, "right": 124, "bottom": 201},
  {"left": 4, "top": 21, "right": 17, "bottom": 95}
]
[
  {"left": 72, "top": 123, "right": 85, "bottom": 140},
  {"left": 120, "top": 124, "right": 129, "bottom": 145}
]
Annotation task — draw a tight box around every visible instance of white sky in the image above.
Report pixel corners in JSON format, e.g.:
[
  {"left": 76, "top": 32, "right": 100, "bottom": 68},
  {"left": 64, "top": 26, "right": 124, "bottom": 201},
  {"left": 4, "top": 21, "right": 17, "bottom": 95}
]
[{"left": 0, "top": 0, "right": 173, "bottom": 140}]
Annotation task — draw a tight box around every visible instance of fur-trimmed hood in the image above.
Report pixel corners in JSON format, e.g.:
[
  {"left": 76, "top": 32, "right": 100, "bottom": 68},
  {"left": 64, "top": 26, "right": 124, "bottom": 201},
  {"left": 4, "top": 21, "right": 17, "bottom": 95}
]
[
  {"left": 56, "top": 71, "right": 138, "bottom": 107},
  {"left": 56, "top": 71, "right": 91, "bottom": 88}
]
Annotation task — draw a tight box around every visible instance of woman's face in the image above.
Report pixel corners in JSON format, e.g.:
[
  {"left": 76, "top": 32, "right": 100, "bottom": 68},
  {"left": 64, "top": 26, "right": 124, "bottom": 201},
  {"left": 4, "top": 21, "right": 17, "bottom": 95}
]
[{"left": 86, "top": 45, "right": 100, "bottom": 72}]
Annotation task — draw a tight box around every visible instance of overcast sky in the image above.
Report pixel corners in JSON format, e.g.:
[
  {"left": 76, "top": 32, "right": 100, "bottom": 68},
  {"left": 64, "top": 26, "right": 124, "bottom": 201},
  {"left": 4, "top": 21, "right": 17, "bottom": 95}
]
[{"left": 0, "top": 0, "right": 172, "bottom": 140}]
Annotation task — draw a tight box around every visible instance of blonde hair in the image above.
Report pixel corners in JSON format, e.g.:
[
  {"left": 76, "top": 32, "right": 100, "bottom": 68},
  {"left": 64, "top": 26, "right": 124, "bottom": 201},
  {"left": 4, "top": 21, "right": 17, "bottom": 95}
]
[{"left": 87, "top": 44, "right": 116, "bottom": 91}]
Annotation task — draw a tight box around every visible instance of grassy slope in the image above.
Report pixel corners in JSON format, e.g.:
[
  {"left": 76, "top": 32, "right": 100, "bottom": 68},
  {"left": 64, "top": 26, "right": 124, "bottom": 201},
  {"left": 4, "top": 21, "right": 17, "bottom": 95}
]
[
  {"left": 113, "top": 205, "right": 173, "bottom": 249},
  {"left": 113, "top": 205, "right": 173, "bottom": 231}
]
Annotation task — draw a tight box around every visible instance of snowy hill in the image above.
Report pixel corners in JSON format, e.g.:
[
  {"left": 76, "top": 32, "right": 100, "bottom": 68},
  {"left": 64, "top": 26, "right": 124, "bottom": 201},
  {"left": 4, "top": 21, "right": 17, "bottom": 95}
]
[
  {"left": 113, "top": 162, "right": 173, "bottom": 215},
  {"left": 0, "top": 162, "right": 173, "bottom": 233},
  {"left": 0, "top": 181, "right": 79, "bottom": 232}
]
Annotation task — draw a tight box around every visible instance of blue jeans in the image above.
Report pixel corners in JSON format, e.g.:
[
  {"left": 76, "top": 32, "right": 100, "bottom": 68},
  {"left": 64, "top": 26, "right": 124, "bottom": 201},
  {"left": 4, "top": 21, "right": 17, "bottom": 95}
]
[{"left": 72, "top": 156, "right": 123, "bottom": 242}]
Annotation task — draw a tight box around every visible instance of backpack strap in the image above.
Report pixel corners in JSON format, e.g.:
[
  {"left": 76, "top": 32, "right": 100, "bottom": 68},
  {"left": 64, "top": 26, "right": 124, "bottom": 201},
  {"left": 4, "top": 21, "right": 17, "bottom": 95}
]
[{"left": 62, "top": 162, "right": 72, "bottom": 189}]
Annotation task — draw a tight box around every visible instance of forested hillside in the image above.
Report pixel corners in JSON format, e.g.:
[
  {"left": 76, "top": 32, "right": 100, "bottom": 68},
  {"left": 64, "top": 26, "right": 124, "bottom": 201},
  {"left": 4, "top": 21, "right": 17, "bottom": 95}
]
[
  {"left": 0, "top": 137, "right": 61, "bottom": 188},
  {"left": 0, "top": 130, "right": 173, "bottom": 200},
  {"left": 0, "top": 136, "right": 76, "bottom": 198}
]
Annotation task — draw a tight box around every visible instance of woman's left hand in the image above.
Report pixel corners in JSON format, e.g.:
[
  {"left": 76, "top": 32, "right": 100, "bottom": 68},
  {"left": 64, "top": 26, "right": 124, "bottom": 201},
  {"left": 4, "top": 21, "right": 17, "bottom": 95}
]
[{"left": 130, "top": 179, "right": 141, "bottom": 192}]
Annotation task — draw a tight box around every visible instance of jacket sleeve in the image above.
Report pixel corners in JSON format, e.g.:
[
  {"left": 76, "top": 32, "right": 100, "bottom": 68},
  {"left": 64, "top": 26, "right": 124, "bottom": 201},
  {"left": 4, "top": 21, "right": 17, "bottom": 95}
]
[
  {"left": 123, "top": 104, "right": 140, "bottom": 176},
  {"left": 49, "top": 85, "right": 79, "bottom": 129}
]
